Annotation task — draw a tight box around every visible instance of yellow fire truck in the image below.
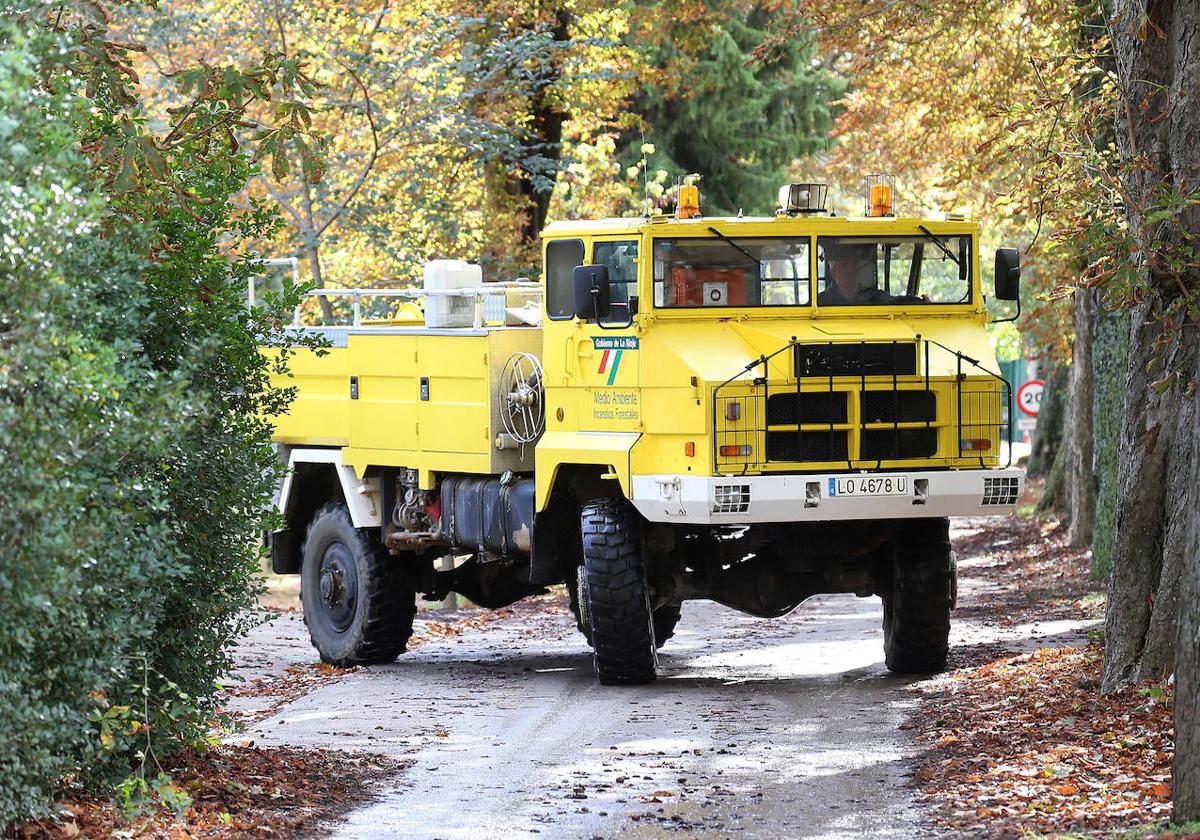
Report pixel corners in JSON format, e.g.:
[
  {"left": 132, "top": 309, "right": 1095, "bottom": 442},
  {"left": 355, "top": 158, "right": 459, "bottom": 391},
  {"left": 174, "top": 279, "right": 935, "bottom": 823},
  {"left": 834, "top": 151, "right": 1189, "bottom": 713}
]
[{"left": 266, "top": 181, "right": 1024, "bottom": 684}]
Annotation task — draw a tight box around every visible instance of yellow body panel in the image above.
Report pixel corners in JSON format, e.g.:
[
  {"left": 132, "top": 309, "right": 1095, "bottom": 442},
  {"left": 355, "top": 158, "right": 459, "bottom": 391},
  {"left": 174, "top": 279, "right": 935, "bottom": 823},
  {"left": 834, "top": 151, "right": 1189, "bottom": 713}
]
[
  {"left": 270, "top": 212, "right": 1010, "bottom": 514},
  {"left": 534, "top": 430, "right": 640, "bottom": 509},
  {"left": 269, "top": 327, "right": 540, "bottom": 478},
  {"left": 534, "top": 215, "right": 1004, "bottom": 508}
]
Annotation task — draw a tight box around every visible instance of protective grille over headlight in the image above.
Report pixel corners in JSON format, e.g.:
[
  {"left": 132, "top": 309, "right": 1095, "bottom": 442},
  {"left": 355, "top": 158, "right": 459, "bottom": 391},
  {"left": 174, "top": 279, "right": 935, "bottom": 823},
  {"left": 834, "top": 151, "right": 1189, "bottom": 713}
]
[
  {"left": 982, "top": 476, "right": 1020, "bottom": 506},
  {"left": 713, "top": 484, "right": 751, "bottom": 514}
]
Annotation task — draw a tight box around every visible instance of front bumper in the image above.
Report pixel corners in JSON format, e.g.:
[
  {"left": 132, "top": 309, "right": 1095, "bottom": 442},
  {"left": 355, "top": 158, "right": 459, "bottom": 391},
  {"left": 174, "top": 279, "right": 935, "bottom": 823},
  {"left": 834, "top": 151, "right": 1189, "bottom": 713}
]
[{"left": 629, "top": 469, "right": 1024, "bottom": 525}]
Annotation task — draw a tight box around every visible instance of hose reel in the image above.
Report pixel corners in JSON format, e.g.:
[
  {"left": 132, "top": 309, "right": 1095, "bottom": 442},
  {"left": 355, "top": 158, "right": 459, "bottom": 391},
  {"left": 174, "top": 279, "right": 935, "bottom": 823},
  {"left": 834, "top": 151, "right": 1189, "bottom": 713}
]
[{"left": 500, "top": 352, "right": 545, "bottom": 446}]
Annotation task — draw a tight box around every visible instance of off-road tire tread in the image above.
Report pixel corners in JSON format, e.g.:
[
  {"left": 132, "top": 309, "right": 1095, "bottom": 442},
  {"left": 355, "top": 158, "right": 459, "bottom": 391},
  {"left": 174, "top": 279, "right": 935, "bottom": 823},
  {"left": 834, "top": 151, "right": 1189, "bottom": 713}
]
[
  {"left": 572, "top": 578, "right": 679, "bottom": 651},
  {"left": 580, "top": 498, "right": 658, "bottom": 684},
  {"left": 567, "top": 565, "right": 593, "bottom": 645},
  {"left": 883, "top": 517, "right": 952, "bottom": 674},
  {"left": 301, "top": 502, "right": 416, "bottom": 667}
]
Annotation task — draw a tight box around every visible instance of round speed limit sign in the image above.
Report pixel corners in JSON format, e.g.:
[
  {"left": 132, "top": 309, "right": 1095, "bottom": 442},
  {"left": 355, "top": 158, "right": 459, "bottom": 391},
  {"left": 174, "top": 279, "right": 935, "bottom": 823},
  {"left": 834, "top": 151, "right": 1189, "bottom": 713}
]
[{"left": 1017, "top": 379, "right": 1044, "bottom": 416}]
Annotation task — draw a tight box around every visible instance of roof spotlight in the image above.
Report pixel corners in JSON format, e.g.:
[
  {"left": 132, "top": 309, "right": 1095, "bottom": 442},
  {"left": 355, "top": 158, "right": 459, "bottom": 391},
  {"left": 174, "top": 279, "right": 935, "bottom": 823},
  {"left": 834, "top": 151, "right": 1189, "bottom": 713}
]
[{"left": 777, "top": 183, "right": 828, "bottom": 215}]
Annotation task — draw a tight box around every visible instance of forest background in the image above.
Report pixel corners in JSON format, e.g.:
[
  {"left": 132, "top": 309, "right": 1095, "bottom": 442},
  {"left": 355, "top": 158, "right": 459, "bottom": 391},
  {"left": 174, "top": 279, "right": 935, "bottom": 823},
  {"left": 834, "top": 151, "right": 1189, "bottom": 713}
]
[{"left": 2, "top": 0, "right": 1198, "bottom": 832}]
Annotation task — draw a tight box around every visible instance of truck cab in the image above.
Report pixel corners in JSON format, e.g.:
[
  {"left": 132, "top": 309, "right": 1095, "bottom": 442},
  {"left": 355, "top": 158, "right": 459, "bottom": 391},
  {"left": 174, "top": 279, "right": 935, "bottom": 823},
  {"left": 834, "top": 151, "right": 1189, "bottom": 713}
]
[{"left": 267, "top": 181, "right": 1024, "bottom": 684}]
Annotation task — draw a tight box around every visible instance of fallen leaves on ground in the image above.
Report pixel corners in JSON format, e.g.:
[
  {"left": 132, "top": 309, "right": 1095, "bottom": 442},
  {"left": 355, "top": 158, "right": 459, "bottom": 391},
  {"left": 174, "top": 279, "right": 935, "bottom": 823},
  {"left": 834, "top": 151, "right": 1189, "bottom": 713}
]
[
  {"left": 952, "top": 508, "right": 1103, "bottom": 630},
  {"left": 19, "top": 746, "right": 410, "bottom": 840},
  {"left": 408, "top": 607, "right": 515, "bottom": 645},
  {"left": 909, "top": 505, "right": 1174, "bottom": 837},
  {"left": 910, "top": 645, "right": 1172, "bottom": 837}
]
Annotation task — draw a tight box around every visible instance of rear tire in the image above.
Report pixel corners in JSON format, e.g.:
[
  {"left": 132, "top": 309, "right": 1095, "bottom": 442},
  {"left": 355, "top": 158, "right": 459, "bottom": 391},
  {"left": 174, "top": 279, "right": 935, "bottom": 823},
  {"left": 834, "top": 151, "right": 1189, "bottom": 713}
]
[
  {"left": 579, "top": 498, "right": 658, "bottom": 685},
  {"left": 882, "top": 517, "right": 952, "bottom": 674},
  {"left": 300, "top": 502, "right": 416, "bottom": 666}
]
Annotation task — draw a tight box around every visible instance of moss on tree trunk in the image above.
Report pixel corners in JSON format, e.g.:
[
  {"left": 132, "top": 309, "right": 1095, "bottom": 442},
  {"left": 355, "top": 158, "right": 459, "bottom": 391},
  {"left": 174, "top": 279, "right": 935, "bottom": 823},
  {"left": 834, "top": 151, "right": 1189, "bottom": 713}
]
[
  {"left": 1178, "top": 365, "right": 1200, "bottom": 821},
  {"left": 1090, "top": 305, "right": 1128, "bottom": 580}
]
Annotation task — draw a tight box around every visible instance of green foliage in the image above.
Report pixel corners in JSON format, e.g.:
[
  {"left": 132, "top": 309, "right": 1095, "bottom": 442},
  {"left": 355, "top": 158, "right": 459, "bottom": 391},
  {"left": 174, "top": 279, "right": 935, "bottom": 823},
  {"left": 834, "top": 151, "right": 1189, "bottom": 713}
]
[
  {"left": 116, "top": 771, "right": 193, "bottom": 821},
  {"left": 622, "top": 4, "right": 843, "bottom": 216},
  {"left": 987, "top": 320, "right": 1021, "bottom": 362},
  {"left": 0, "top": 8, "right": 307, "bottom": 827}
]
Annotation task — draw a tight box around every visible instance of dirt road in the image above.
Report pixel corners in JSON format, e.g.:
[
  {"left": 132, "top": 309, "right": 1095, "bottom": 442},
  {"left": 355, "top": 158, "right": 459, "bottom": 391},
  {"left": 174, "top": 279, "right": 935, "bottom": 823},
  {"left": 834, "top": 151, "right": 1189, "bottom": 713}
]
[{"left": 234, "top": 519, "right": 1097, "bottom": 839}]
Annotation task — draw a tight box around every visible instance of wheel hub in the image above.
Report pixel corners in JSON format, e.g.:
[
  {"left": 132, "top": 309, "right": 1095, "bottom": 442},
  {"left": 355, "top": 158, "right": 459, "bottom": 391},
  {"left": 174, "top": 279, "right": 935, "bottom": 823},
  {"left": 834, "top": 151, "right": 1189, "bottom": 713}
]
[
  {"left": 320, "top": 566, "right": 344, "bottom": 606},
  {"left": 317, "top": 542, "right": 357, "bottom": 632}
]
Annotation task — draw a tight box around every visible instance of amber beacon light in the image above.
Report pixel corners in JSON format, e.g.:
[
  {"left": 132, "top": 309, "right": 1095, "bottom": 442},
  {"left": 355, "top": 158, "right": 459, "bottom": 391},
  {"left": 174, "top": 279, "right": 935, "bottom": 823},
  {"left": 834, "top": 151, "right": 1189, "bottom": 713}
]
[
  {"left": 865, "top": 174, "right": 895, "bottom": 217},
  {"left": 678, "top": 184, "right": 701, "bottom": 219}
]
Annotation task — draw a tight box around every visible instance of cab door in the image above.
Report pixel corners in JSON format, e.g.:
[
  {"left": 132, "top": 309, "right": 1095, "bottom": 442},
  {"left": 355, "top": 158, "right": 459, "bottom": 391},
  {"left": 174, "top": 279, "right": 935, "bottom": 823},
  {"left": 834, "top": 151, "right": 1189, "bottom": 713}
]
[{"left": 572, "top": 238, "right": 642, "bottom": 431}]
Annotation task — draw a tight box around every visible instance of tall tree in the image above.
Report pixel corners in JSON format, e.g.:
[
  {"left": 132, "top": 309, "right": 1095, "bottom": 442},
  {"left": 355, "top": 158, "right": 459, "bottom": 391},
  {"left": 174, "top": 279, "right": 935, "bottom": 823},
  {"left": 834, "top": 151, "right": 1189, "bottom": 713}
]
[
  {"left": 1101, "top": 0, "right": 1199, "bottom": 694},
  {"left": 1065, "top": 288, "right": 1098, "bottom": 546},
  {"left": 132, "top": 1, "right": 617, "bottom": 286},
  {"left": 622, "top": 2, "right": 843, "bottom": 216}
]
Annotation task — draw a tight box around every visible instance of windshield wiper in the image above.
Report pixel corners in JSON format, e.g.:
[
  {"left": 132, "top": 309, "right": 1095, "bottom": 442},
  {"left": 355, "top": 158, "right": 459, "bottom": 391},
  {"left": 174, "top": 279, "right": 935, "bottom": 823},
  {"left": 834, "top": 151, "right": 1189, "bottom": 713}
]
[
  {"left": 706, "top": 226, "right": 759, "bottom": 266},
  {"left": 917, "top": 225, "right": 961, "bottom": 266}
]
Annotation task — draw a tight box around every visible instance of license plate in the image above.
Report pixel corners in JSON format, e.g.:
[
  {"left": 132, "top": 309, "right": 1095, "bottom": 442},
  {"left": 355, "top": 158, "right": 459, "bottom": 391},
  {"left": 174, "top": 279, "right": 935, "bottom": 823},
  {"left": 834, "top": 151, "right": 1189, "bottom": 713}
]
[{"left": 828, "top": 476, "right": 909, "bottom": 497}]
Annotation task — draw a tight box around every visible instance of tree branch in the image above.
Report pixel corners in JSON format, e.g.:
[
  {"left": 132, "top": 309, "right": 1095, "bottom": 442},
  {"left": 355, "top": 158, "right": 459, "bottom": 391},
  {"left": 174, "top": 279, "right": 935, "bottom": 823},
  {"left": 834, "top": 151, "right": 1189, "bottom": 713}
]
[
  {"left": 258, "top": 176, "right": 306, "bottom": 227},
  {"left": 314, "top": 58, "right": 381, "bottom": 238}
]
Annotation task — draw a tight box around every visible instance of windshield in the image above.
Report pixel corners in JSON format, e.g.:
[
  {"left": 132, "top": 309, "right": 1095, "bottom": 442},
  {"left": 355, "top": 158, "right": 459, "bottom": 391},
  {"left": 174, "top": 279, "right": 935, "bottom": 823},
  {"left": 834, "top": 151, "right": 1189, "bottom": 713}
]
[
  {"left": 817, "top": 235, "right": 971, "bottom": 306},
  {"left": 653, "top": 237, "right": 811, "bottom": 308}
]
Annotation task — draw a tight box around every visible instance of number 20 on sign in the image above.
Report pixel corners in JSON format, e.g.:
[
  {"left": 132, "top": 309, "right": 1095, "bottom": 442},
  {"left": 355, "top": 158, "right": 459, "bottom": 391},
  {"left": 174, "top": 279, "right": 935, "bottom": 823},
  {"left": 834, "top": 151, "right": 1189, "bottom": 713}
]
[{"left": 1017, "top": 379, "right": 1044, "bottom": 417}]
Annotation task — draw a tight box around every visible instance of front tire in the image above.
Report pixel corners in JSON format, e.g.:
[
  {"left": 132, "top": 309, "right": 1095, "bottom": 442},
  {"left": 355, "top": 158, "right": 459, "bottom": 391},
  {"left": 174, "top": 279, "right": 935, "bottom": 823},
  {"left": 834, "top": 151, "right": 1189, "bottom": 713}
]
[
  {"left": 882, "top": 517, "right": 953, "bottom": 674},
  {"left": 300, "top": 502, "right": 416, "bottom": 666},
  {"left": 579, "top": 499, "right": 658, "bottom": 685}
]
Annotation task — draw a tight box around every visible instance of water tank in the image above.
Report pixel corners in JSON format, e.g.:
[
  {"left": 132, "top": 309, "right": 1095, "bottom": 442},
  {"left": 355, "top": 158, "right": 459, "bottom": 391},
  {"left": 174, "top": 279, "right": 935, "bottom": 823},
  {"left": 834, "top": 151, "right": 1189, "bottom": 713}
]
[{"left": 424, "top": 260, "right": 482, "bottom": 328}]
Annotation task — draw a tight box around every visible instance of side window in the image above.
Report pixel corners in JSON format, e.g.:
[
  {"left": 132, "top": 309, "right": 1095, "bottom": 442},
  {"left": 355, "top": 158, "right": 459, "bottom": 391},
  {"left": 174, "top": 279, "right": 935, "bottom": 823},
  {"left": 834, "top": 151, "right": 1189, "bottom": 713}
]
[
  {"left": 592, "top": 240, "right": 639, "bottom": 323},
  {"left": 546, "top": 239, "right": 585, "bottom": 320}
]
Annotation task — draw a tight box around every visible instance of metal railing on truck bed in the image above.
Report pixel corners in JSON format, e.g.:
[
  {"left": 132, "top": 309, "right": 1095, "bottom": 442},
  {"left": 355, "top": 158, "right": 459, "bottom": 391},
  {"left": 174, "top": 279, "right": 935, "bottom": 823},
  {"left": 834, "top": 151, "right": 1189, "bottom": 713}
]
[
  {"left": 293, "top": 284, "right": 543, "bottom": 330},
  {"left": 712, "top": 338, "right": 1012, "bottom": 475}
]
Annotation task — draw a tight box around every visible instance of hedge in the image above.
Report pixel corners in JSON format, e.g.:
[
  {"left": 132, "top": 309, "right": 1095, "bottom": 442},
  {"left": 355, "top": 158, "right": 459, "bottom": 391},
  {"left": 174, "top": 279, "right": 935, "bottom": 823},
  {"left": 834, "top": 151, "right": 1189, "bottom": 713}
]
[{"left": 0, "top": 15, "right": 303, "bottom": 827}]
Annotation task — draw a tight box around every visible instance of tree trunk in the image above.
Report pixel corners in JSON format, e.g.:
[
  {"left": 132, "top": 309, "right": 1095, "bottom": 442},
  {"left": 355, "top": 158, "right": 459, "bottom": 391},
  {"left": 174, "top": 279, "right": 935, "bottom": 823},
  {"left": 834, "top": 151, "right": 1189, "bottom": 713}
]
[
  {"left": 1028, "top": 361, "right": 1067, "bottom": 479},
  {"left": 512, "top": 6, "right": 569, "bottom": 246},
  {"left": 1090, "top": 305, "right": 1129, "bottom": 579},
  {"left": 304, "top": 239, "right": 334, "bottom": 323},
  {"left": 1102, "top": 307, "right": 1196, "bottom": 690},
  {"left": 299, "top": 179, "right": 334, "bottom": 322},
  {"left": 1066, "top": 289, "right": 1097, "bottom": 545},
  {"left": 1103, "top": 0, "right": 1200, "bottom": 692},
  {"left": 1036, "top": 436, "right": 1068, "bottom": 515},
  {"left": 1178, "top": 351, "right": 1200, "bottom": 821}
]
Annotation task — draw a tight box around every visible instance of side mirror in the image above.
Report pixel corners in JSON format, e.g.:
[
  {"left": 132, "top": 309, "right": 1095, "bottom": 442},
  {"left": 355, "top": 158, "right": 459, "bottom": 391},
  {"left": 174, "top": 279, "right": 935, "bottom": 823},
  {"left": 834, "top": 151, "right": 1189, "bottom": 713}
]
[
  {"left": 994, "top": 248, "right": 1020, "bottom": 301},
  {"left": 573, "top": 264, "right": 611, "bottom": 321}
]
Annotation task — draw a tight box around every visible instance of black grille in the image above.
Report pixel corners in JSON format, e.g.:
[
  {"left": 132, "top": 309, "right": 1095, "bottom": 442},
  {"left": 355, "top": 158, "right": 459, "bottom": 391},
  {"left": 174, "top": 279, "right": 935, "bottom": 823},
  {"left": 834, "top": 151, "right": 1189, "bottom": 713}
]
[
  {"left": 766, "top": 392, "right": 848, "bottom": 425},
  {"left": 795, "top": 343, "right": 917, "bottom": 378},
  {"left": 860, "top": 428, "right": 938, "bottom": 461},
  {"left": 767, "top": 431, "right": 849, "bottom": 462},
  {"left": 861, "top": 391, "right": 936, "bottom": 423}
]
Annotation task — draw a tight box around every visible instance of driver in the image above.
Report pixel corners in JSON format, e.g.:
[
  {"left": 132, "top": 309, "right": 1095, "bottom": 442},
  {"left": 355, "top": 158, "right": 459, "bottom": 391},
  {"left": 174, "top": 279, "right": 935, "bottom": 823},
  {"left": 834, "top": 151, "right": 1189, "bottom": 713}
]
[{"left": 819, "top": 242, "right": 894, "bottom": 305}]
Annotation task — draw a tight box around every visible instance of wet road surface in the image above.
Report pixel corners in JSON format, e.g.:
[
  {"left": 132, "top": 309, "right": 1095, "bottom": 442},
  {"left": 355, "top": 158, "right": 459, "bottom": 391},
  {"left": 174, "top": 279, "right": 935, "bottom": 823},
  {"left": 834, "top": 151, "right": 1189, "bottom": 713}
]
[{"left": 240, "top": 519, "right": 1096, "bottom": 839}]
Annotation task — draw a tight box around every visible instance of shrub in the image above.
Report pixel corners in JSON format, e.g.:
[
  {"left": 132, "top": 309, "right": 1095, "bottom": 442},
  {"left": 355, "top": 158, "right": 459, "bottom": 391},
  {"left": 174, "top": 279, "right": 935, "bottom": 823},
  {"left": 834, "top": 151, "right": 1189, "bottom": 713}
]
[{"left": 0, "top": 12, "right": 306, "bottom": 827}]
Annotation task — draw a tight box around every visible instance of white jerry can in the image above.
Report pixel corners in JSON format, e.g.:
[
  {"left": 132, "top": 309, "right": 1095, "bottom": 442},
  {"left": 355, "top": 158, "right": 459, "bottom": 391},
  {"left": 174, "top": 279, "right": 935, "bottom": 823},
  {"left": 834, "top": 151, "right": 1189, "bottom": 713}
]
[{"left": 424, "top": 259, "right": 483, "bottom": 328}]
